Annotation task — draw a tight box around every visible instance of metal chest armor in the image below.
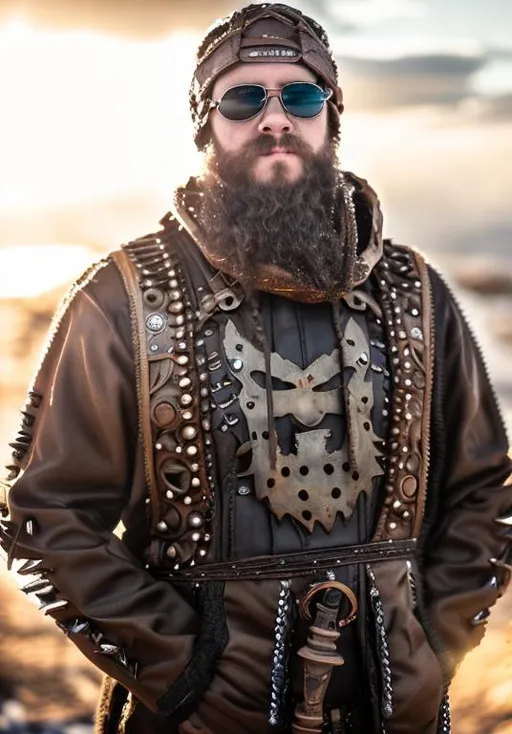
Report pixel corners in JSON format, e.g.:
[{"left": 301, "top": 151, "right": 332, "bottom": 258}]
[{"left": 113, "top": 212, "right": 433, "bottom": 570}]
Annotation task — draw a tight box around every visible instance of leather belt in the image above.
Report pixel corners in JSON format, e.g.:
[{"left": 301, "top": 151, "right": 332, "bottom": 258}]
[{"left": 154, "top": 538, "right": 417, "bottom": 582}]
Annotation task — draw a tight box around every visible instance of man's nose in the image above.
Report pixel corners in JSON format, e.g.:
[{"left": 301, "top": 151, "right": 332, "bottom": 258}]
[{"left": 257, "top": 96, "right": 294, "bottom": 134}]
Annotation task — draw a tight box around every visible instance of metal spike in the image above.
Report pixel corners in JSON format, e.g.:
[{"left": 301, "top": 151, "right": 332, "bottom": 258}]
[
  {"left": 34, "top": 585, "right": 56, "bottom": 599},
  {"left": 21, "top": 411, "right": 35, "bottom": 427},
  {"left": 41, "top": 598, "right": 69, "bottom": 615},
  {"left": 487, "top": 575, "right": 499, "bottom": 590},
  {"left": 490, "top": 557, "right": 512, "bottom": 573},
  {"left": 21, "top": 577, "right": 48, "bottom": 593},
  {"left": 9, "top": 441, "right": 28, "bottom": 452},
  {"left": 471, "top": 608, "right": 490, "bottom": 626},
  {"left": 116, "top": 650, "right": 129, "bottom": 668},
  {"left": 99, "top": 643, "right": 120, "bottom": 656},
  {"left": 66, "top": 618, "right": 91, "bottom": 636},
  {"left": 0, "top": 519, "right": 14, "bottom": 536},
  {"left": 17, "top": 558, "right": 45, "bottom": 575},
  {"left": 495, "top": 515, "right": 512, "bottom": 527}
]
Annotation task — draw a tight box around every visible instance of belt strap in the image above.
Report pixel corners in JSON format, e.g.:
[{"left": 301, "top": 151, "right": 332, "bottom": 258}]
[{"left": 154, "top": 538, "right": 417, "bottom": 582}]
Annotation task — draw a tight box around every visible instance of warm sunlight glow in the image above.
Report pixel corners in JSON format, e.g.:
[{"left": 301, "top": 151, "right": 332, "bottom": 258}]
[
  {"left": 0, "top": 245, "right": 95, "bottom": 298},
  {"left": 0, "top": 20, "right": 201, "bottom": 212}
]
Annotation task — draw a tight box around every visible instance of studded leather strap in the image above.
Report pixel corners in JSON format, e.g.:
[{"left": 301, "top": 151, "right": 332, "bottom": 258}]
[{"left": 372, "top": 243, "right": 434, "bottom": 542}]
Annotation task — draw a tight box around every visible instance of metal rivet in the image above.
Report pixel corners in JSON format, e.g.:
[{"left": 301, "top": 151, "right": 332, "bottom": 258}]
[
  {"left": 182, "top": 425, "right": 197, "bottom": 440},
  {"left": 186, "top": 445, "right": 198, "bottom": 456},
  {"left": 179, "top": 377, "right": 192, "bottom": 389},
  {"left": 169, "top": 301, "right": 184, "bottom": 314},
  {"left": 230, "top": 358, "right": 243, "bottom": 372},
  {"left": 176, "top": 355, "right": 189, "bottom": 366},
  {"left": 180, "top": 394, "right": 193, "bottom": 406},
  {"left": 166, "top": 545, "right": 177, "bottom": 558},
  {"left": 157, "top": 520, "right": 168, "bottom": 532},
  {"left": 183, "top": 496, "right": 192, "bottom": 505},
  {"left": 146, "top": 313, "right": 165, "bottom": 332},
  {"left": 150, "top": 344, "right": 159, "bottom": 352},
  {"left": 188, "top": 513, "right": 204, "bottom": 528},
  {"left": 191, "top": 532, "right": 201, "bottom": 542},
  {"left": 237, "top": 485, "right": 251, "bottom": 496}
]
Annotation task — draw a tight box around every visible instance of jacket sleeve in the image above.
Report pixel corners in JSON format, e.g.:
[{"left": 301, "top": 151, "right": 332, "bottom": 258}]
[
  {"left": 423, "top": 267, "right": 512, "bottom": 670},
  {"left": 0, "top": 258, "right": 201, "bottom": 714}
]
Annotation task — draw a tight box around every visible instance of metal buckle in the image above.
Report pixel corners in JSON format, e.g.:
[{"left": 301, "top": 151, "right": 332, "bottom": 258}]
[{"left": 299, "top": 580, "right": 358, "bottom": 629}]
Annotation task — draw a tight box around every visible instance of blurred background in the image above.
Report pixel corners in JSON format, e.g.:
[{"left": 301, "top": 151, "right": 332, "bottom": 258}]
[{"left": 0, "top": 0, "right": 510, "bottom": 732}]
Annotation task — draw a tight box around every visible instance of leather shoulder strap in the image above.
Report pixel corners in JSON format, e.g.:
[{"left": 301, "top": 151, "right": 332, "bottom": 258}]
[
  {"left": 112, "top": 247, "right": 160, "bottom": 530},
  {"left": 372, "top": 243, "right": 434, "bottom": 541},
  {"left": 112, "top": 232, "right": 217, "bottom": 569}
]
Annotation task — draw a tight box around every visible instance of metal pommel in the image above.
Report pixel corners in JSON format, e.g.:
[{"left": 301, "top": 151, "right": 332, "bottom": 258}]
[{"left": 293, "top": 580, "right": 358, "bottom": 734}]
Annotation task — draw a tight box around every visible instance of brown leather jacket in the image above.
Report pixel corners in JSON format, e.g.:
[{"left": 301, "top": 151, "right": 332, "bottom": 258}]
[{"left": 1, "top": 210, "right": 511, "bottom": 734}]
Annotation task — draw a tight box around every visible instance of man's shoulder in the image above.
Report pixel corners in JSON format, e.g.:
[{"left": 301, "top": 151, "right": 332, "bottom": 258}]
[
  {"left": 72, "top": 213, "right": 180, "bottom": 307},
  {"left": 381, "top": 237, "right": 422, "bottom": 260},
  {"left": 380, "top": 238, "right": 445, "bottom": 288},
  {"left": 379, "top": 239, "right": 461, "bottom": 330}
]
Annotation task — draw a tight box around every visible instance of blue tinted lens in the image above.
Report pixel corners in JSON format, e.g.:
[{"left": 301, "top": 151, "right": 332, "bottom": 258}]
[
  {"left": 218, "top": 85, "right": 266, "bottom": 120},
  {"left": 281, "top": 83, "right": 327, "bottom": 118}
]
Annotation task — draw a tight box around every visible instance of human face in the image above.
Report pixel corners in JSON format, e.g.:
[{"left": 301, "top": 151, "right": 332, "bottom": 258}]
[{"left": 209, "top": 63, "right": 330, "bottom": 183}]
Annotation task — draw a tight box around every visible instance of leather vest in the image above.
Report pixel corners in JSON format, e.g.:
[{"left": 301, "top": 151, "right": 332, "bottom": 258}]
[{"left": 112, "top": 213, "right": 436, "bottom": 731}]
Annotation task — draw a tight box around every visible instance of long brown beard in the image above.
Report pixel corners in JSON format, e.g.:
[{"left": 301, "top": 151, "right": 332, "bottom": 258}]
[{"left": 197, "top": 133, "right": 354, "bottom": 297}]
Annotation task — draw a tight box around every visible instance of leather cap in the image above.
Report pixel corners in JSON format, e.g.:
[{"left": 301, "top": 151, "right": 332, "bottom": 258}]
[{"left": 190, "top": 3, "right": 344, "bottom": 149}]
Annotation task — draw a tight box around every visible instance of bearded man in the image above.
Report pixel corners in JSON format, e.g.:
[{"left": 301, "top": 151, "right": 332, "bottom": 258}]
[{"left": 1, "top": 4, "right": 511, "bottom": 734}]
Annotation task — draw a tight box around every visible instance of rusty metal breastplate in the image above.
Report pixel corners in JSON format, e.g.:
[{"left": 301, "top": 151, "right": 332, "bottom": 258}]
[{"left": 119, "top": 225, "right": 431, "bottom": 570}]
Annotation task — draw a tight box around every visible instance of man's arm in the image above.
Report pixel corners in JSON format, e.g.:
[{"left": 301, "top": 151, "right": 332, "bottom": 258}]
[
  {"left": 0, "top": 259, "right": 202, "bottom": 714},
  {"left": 422, "top": 266, "right": 512, "bottom": 671}
]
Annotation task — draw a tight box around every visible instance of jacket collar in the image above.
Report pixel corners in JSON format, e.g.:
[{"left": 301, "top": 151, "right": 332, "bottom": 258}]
[{"left": 171, "top": 170, "right": 383, "bottom": 303}]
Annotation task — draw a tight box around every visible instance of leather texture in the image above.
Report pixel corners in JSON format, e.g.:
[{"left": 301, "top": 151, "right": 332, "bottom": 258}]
[
  {"left": 422, "top": 267, "right": 512, "bottom": 668},
  {"left": 2, "top": 242, "right": 511, "bottom": 733}
]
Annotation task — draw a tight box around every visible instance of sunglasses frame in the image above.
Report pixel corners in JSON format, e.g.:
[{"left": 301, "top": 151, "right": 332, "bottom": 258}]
[{"left": 210, "top": 81, "right": 333, "bottom": 122}]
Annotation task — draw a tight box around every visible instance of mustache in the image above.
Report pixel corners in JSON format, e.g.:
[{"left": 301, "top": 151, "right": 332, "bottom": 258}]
[{"left": 236, "top": 132, "right": 314, "bottom": 163}]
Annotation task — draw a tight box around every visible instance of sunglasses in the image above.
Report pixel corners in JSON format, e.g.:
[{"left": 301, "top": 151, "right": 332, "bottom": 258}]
[{"left": 211, "top": 82, "right": 333, "bottom": 121}]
